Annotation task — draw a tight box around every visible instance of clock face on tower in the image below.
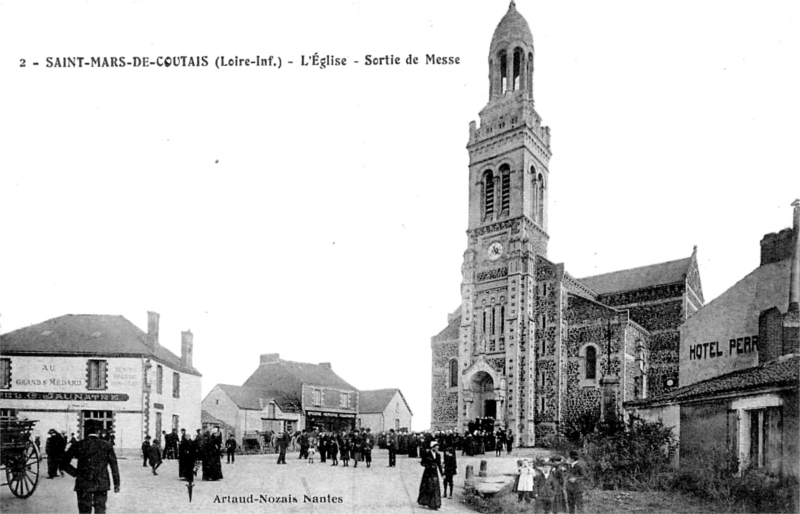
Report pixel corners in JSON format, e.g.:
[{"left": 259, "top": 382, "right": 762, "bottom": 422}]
[{"left": 487, "top": 242, "right": 503, "bottom": 261}]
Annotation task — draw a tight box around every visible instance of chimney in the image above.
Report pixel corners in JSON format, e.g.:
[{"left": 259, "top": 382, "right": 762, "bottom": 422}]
[
  {"left": 146, "top": 311, "right": 160, "bottom": 351},
  {"left": 760, "top": 228, "right": 794, "bottom": 266},
  {"left": 782, "top": 199, "right": 800, "bottom": 354},
  {"left": 260, "top": 353, "right": 280, "bottom": 365},
  {"left": 181, "top": 330, "right": 193, "bottom": 369},
  {"left": 758, "top": 307, "right": 783, "bottom": 364},
  {"left": 319, "top": 362, "right": 332, "bottom": 370},
  {"left": 788, "top": 199, "right": 800, "bottom": 311}
]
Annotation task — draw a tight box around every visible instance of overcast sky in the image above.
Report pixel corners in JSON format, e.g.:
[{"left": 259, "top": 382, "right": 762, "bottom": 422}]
[{"left": 1, "top": 0, "right": 798, "bottom": 430}]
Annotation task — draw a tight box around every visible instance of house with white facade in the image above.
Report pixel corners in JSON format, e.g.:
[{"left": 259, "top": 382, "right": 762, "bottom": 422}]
[{"left": 0, "top": 311, "right": 202, "bottom": 456}]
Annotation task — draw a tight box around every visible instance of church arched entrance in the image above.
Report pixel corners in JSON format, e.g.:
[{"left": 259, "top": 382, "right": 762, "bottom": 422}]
[{"left": 471, "top": 371, "right": 496, "bottom": 419}]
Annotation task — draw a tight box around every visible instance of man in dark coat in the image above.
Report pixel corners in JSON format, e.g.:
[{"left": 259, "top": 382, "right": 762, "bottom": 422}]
[
  {"left": 225, "top": 434, "right": 237, "bottom": 464},
  {"left": 566, "top": 450, "right": 589, "bottom": 514},
  {"left": 178, "top": 429, "right": 196, "bottom": 481},
  {"left": 443, "top": 446, "right": 457, "bottom": 499},
  {"left": 46, "top": 429, "right": 65, "bottom": 479},
  {"left": 505, "top": 431, "right": 514, "bottom": 454},
  {"left": 276, "top": 431, "right": 289, "bottom": 465},
  {"left": 61, "top": 423, "right": 120, "bottom": 514},
  {"left": 148, "top": 438, "right": 163, "bottom": 475},
  {"left": 387, "top": 429, "right": 398, "bottom": 467},
  {"left": 141, "top": 436, "right": 151, "bottom": 468}
]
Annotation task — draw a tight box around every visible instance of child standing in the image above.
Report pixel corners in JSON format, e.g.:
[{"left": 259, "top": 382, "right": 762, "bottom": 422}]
[
  {"left": 340, "top": 438, "right": 350, "bottom": 467},
  {"left": 329, "top": 437, "right": 339, "bottom": 466},
  {"left": 516, "top": 459, "right": 536, "bottom": 503},
  {"left": 308, "top": 435, "right": 317, "bottom": 464},
  {"left": 442, "top": 446, "right": 457, "bottom": 499}
]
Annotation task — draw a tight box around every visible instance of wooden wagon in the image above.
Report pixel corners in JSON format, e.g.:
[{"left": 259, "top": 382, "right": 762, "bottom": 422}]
[{"left": 0, "top": 420, "right": 40, "bottom": 498}]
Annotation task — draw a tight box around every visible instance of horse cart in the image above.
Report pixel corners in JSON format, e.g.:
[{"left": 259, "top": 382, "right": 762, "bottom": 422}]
[{"left": 0, "top": 420, "right": 40, "bottom": 498}]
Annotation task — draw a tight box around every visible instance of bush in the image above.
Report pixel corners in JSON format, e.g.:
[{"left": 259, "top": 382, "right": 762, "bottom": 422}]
[
  {"left": 672, "top": 450, "right": 799, "bottom": 513},
  {"left": 582, "top": 414, "right": 677, "bottom": 490}
]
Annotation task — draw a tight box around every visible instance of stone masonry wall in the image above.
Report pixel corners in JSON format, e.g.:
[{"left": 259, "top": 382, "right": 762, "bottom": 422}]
[{"left": 431, "top": 338, "right": 459, "bottom": 429}]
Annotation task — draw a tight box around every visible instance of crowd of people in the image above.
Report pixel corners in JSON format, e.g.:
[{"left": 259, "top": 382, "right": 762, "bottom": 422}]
[
  {"left": 140, "top": 426, "right": 226, "bottom": 482},
  {"left": 268, "top": 427, "right": 378, "bottom": 468},
  {"left": 513, "top": 451, "right": 588, "bottom": 514}
]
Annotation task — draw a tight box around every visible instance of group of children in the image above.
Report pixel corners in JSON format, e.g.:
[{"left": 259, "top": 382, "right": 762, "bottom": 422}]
[{"left": 514, "top": 451, "right": 588, "bottom": 514}]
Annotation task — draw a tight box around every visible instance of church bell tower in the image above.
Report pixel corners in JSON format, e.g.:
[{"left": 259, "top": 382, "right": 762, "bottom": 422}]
[{"left": 457, "top": 1, "right": 552, "bottom": 446}]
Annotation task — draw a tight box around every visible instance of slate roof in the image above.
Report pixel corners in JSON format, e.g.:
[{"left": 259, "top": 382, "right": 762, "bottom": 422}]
[
  {"left": 627, "top": 355, "right": 800, "bottom": 408},
  {"left": 359, "top": 388, "right": 412, "bottom": 415},
  {"left": 0, "top": 314, "right": 200, "bottom": 376},
  {"left": 433, "top": 312, "right": 461, "bottom": 341},
  {"left": 201, "top": 410, "right": 234, "bottom": 430},
  {"left": 242, "top": 359, "right": 356, "bottom": 401},
  {"left": 216, "top": 384, "right": 302, "bottom": 413},
  {"left": 579, "top": 257, "right": 691, "bottom": 296}
]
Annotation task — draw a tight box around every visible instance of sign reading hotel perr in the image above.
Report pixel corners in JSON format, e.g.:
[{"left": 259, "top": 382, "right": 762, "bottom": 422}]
[{"left": 688, "top": 335, "right": 758, "bottom": 360}]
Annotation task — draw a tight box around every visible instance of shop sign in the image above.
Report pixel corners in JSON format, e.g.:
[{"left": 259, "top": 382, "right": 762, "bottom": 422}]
[
  {"left": 306, "top": 410, "right": 356, "bottom": 419},
  {"left": 0, "top": 391, "right": 129, "bottom": 402}
]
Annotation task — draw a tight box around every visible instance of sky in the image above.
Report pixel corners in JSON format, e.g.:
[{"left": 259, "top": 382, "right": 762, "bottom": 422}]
[{"left": 1, "top": 0, "right": 798, "bottom": 430}]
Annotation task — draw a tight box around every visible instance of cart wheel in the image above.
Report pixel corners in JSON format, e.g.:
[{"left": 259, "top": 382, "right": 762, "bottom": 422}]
[{"left": 6, "top": 440, "right": 40, "bottom": 498}]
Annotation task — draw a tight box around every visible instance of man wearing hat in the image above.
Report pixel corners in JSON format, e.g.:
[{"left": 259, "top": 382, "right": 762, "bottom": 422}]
[
  {"left": 45, "top": 429, "right": 65, "bottom": 479},
  {"left": 141, "top": 436, "right": 151, "bottom": 468},
  {"left": 61, "top": 423, "right": 120, "bottom": 513},
  {"left": 566, "top": 450, "right": 588, "bottom": 514},
  {"left": 387, "top": 429, "right": 398, "bottom": 468}
]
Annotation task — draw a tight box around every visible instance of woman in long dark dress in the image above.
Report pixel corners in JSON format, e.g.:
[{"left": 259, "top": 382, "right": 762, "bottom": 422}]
[
  {"left": 203, "top": 428, "right": 224, "bottom": 481},
  {"left": 417, "top": 442, "right": 443, "bottom": 510}
]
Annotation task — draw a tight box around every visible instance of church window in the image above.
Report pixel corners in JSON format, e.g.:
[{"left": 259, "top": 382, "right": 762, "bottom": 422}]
[
  {"left": 586, "top": 347, "right": 597, "bottom": 380},
  {"left": 531, "top": 167, "right": 538, "bottom": 220},
  {"left": 527, "top": 52, "right": 533, "bottom": 93},
  {"left": 513, "top": 48, "right": 523, "bottom": 91},
  {"left": 484, "top": 171, "right": 495, "bottom": 219},
  {"left": 537, "top": 173, "right": 545, "bottom": 223},
  {"left": 500, "top": 166, "right": 511, "bottom": 214},
  {"left": 542, "top": 283, "right": 547, "bottom": 297},
  {"left": 449, "top": 359, "right": 458, "bottom": 387},
  {"left": 500, "top": 306, "right": 505, "bottom": 335},
  {"left": 539, "top": 397, "right": 545, "bottom": 413},
  {"left": 491, "top": 307, "right": 496, "bottom": 335},
  {"left": 482, "top": 310, "right": 487, "bottom": 334},
  {"left": 499, "top": 51, "right": 508, "bottom": 94}
]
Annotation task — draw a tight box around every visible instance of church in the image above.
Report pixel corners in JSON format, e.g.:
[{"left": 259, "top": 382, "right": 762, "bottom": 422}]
[{"left": 430, "top": 1, "right": 704, "bottom": 446}]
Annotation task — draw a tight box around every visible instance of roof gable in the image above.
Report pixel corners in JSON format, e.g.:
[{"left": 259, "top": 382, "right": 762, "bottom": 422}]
[
  {"left": 359, "top": 389, "right": 399, "bottom": 413},
  {"left": 579, "top": 256, "right": 691, "bottom": 296},
  {"left": 242, "top": 359, "right": 356, "bottom": 399},
  {"left": 216, "top": 384, "right": 302, "bottom": 413},
  {"left": 0, "top": 314, "right": 199, "bottom": 375}
]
